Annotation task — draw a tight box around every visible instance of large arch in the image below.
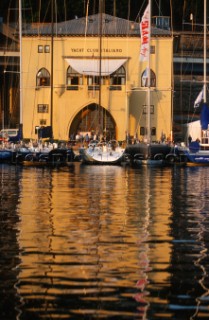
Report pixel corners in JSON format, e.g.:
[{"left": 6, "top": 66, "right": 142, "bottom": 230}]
[{"left": 69, "top": 103, "right": 117, "bottom": 141}]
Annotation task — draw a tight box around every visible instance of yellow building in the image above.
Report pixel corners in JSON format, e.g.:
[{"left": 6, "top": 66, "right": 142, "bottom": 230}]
[{"left": 22, "top": 13, "right": 173, "bottom": 142}]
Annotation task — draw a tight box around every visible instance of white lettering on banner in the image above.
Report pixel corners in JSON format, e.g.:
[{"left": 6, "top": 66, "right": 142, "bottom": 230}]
[{"left": 140, "top": 4, "right": 150, "bottom": 61}]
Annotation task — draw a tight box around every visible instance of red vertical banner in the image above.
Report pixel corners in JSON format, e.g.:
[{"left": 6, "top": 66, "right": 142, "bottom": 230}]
[{"left": 140, "top": 4, "right": 150, "bottom": 62}]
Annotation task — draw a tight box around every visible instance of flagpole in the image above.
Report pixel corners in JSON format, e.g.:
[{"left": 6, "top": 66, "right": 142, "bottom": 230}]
[{"left": 147, "top": 0, "right": 151, "bottom": 143}]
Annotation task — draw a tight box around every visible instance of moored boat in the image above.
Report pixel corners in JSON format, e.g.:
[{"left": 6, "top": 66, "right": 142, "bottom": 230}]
[
  {"left": 79, "top": 140, "right": 128, "bottom": 165},
  {"left": 125, "top": 142, "right": 179, "bottom": 166}
]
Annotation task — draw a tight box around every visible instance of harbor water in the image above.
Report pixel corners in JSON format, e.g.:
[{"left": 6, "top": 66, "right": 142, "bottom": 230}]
[{"left": 1, "top": 163, "right": 209, "bottom": 319}]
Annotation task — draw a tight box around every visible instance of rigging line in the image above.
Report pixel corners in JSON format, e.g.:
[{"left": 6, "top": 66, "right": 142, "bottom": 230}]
[
  {"left": 125, "top": 0, "right": 131, "bottom": 136},
  {"left": 54, "top": 0, "right": 58, "bottom": 36},
  {"left": 40, "top": 1, "right": 51, "bottom": 26},
  {"left": 135, "top": 94, "right": 147, "bottom": 137},
  {"left": 156, "top": 91, "right": 170, "bottom": 137},
  {"left": 135, "top": 0, "right": 147, "bottom": 22},
  {"left": 170, "top": 0, "right": 174, "bottom": 142},
  {"left": 84, "top": 0, "right": 90, "bottom": 37},
  {"left": 38, "top": 0, "right": 41, "bottom": 25},
  {"left": 64, "top": 0, "right": 67, "bottom": 31},
  {"left": 4, "top": 2, "right": 19, "bottom": 71}
]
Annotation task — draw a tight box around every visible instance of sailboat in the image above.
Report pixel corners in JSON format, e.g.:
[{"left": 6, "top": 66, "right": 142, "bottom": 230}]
[
  {"left": 126, "top": 0, "right": 176, "bottom": 167},
  {"left": 80, "top": 139, "right": 128, "bottom": 165},
  {"left": 179, "top": 0, "right": 209, "bottom": 165},
  {"left": 79, "top": 0, "right": 128, "bottom": 166}
]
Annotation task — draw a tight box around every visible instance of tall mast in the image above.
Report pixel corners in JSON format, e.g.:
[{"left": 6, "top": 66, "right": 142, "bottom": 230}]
[
  {"left": 204, "top": 0, "right": 207, "bottom": 103},
  {"left": 50, "top": 0, "right": 54, "bottom": 137},
  {"left": 147, "top": 0, "right": 151, "bottom": 143},
  {"left": 19, "top": 0, "right": 23, "bottom": 125}
]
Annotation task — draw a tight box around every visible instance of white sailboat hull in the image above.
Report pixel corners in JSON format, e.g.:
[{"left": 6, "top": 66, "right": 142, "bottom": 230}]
[{"left": 79, "top": 142, "right": 127, "bottom": 165}]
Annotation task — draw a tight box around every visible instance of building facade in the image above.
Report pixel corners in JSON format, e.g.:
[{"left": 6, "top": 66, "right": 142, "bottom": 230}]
[{"left": 21, "top": 13, "right": 173, "bottom": 142}]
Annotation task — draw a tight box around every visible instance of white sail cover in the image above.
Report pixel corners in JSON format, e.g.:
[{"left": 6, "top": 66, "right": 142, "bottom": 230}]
[{"left": 65, "top": 58, "right": 127, "bottom": 76}]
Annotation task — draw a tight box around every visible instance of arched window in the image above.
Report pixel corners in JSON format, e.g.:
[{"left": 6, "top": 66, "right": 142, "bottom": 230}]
[
  {"left": 141, "top": 68, "right": 156, "bottom": 87},
  {"left": 67, "top": 66, "right": 83, "bottom": 86},
  {"left": 36, "top": 68, "right": 50, "bottom": 87},
  {"left": 110, "top": 66, "right": 126, "bottom": 85}
]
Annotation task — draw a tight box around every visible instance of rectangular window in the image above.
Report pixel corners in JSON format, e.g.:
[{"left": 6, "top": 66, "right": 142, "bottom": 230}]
[
  {"left": 150, "top": 45, "right": 155, "bottom": 54},
  {"left": 66, "top": 86, "right": 79, "bottom": 90},
  {"left": 40, "top": 119, "right": 47, "bottom": 125},
  {"left": 88, "top": 85, "right": 100, "bottom": 91},
  {"left": 143, "top": 105, "right": 154, "bottom": 114},
  {"left": 37, "top": 104, "right": 49, "bottom": 113},
  {"left": 151, "top": 127, "right": 156, "bottom": 136},
  {"left": 109, "top": 85, "right": 122, "bottom": 91},
  {"left": 140, "top": 127, "right": 146, "bottom": 136},
  {"left": 38, "top": 45, "right": 43, "bottom": 53},
  {"left": 45, "top": 45, "right": 50, "bottom": 53}
]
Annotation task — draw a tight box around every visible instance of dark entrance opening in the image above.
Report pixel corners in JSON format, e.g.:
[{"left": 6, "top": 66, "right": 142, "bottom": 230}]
[{"left": 69, "top": 103, "right": 116, "bottom": 141}]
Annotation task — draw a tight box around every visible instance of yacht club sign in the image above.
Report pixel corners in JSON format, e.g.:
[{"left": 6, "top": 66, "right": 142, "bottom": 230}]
[{"left": 71, "top": 48, "right": 123, "bottom": 53}]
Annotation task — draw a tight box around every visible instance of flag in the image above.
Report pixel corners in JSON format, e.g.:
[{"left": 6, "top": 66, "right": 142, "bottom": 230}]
[
  {"left": 200, "top": 102, "right": 209, "bottom": 130},
  {"left": 140, "top": 4, "right": 150, "bottom": 62},
  {"left": 194, "top": 88, "right": 203, "bottom": 108}
]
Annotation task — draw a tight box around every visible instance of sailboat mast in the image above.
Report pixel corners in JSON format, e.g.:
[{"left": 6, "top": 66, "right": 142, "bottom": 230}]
[
  {"left": 50, "top": 0, "right": 54, "bottom": 137},
  {"left": 204, "top": 0, "right": 207, "bottom": 103},
  {"left": 19, "top": 0, "right": 23, "bottom": 125},
  {"left": 147, "top": 0, "right": 151, "bottom": 143}
]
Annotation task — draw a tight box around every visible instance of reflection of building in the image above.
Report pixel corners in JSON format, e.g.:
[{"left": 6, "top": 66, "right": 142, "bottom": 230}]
[{"left": 21, "top": 13, "right": 172, "bottom": 141}]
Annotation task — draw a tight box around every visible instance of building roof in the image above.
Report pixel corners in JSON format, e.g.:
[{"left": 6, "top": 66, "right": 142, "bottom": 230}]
[{"left": 22, "top": 13, "right": 171, "bottom": 37}]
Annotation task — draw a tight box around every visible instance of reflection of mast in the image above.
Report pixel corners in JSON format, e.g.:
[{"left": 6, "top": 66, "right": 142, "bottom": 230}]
[
  {"left": 191, "top": 217, "right": 209, "bottom": 320},
  {"left": 98, "top": 0, "right": 103, "bottom": 134},
  {"left": 134, "top": 166, "right": 150, "bottom": 316}
]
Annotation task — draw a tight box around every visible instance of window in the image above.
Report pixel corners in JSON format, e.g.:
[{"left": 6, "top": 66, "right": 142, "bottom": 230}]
[
  {"left": 143, "top": 105, "right": 154, "bottom": 114},
  {"left": 87, "top": 75, "right": 104, "bottom": 90},
  {"left": 141, "top": 68, "right": 156, "bottom": 87},
  {"left": 110, "top": 66, "right": 126, "bottom": 85},
  {"left": 38, "top": 45, "right": 50, "bottom": 53},
  {"left": 36, "top": 68, "right": 50, "bottom": 87},
  {"left": 67, "top": 66, "right": 83, "bottom": 86},
  {"left": 140, "top": 127, "right": 146, "bottom": 136},
  {"left": 38, "top": 45, "right": 43, "bottom": 53},
  {"left": 87, "top": 75, "right": 104, "bottom": 85},
  {"left": 37, "top": 104, "right": 49, "bottom": 113},
  {"left": 140, "top": 127, "right": 156, "bottom": 136},
  {"left": 151, "top": 127, "right": 156, "bottom": 136},
  {"left": 45, "top": 45, "right": 50, "bottom": 53},
  {"left": 150, "top": 45, "right": 155, "bottom": 54},
  {"left": 40, "top": 119, "right": 47, "bottom": 125}
]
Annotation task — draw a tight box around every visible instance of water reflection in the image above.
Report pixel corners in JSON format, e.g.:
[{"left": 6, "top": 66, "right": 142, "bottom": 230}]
[
  {"left": 170, "top": 167, "right": 209, "bottom": 320},
  {"left": 1, "top": 164, "right": 209, "bottom": 319}
]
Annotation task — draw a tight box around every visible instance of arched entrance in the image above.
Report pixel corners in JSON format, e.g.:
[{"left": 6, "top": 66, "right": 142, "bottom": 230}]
[{"left": 69, "top": 103, "right": 117, "bottom": 140}]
